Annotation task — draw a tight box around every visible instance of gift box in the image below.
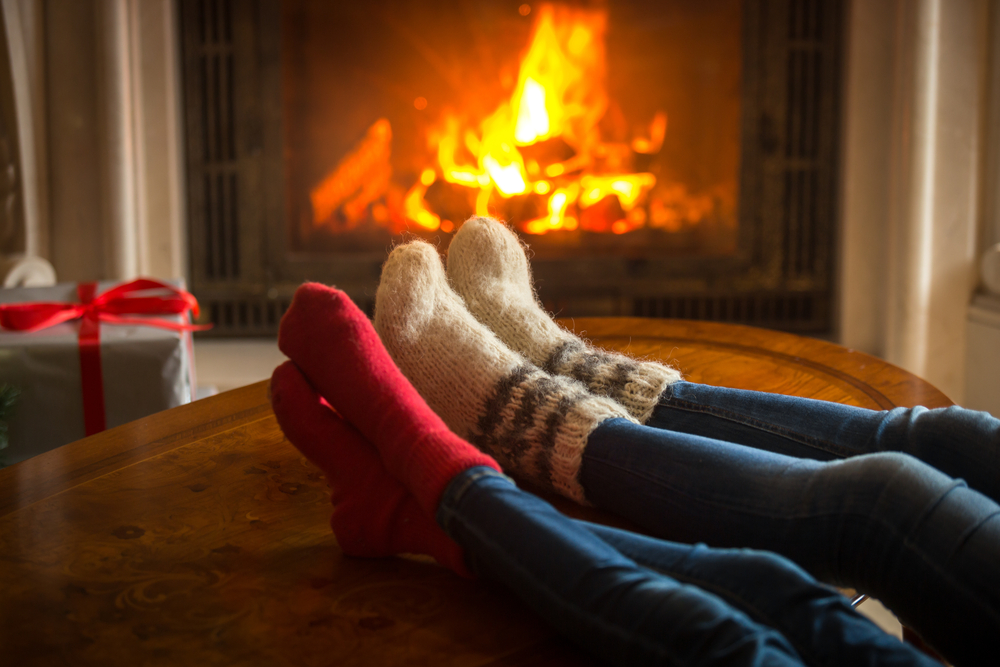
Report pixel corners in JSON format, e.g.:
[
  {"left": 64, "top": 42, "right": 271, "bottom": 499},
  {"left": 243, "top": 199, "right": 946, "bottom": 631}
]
[{"left": 0, "top": 279, "right": 205, "bottom": 466}]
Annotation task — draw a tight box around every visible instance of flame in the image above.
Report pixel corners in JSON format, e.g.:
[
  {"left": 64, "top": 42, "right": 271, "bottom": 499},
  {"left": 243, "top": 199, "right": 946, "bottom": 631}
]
[
  {"left": 483, "top": 153, "right": 527, "bottom": 196},
  {"left": 524, "top": 183, "right": 579, "bottom": 234},
  {"left": 632, "top": 112, "right": 668, "bottom": 154},
  {"left": 578, "top": 173, "right": 656, "bottom": 210},
  {"left": 515, "top": 78, "right": 550, "bottom": 143},
  {"left": 509, "top": 6, "right": 607, "bottom": 148},
  {"left": 426, "top": 4, "right": 658, "bottom": 235},
  {"left": 403, "top": 169, "right": 441, "bottom": 231}
]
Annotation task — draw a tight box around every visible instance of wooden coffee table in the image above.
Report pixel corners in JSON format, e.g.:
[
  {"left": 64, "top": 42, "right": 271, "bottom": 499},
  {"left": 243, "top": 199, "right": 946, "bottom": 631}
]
[{"left": 0, "top": 319, "right": 951, "bottom": 665}]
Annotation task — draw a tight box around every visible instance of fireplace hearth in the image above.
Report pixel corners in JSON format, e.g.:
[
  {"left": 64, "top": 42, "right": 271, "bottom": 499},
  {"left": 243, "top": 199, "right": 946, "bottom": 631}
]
[{"left": 180, "top": 0, "right": 842, "bottom": 336}]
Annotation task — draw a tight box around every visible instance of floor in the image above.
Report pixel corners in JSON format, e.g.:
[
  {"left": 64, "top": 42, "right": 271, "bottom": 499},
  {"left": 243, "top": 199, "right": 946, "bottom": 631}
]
[
  {"left": 193, "top": 337, "right": 287, "bottom": 397},
  {"left": 856, "top": 598, "right": 902, "bottom": 640},
  {"left": 191, "top": 337, "right": 904, "bottom": 640}
]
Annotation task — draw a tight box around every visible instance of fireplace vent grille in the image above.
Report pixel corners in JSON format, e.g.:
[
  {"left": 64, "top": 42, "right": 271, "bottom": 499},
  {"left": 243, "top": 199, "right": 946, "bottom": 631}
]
[
  {"left": 206, "top": 298, "right": 288, "bottom": 336},
  {"left": 633, "top": 292, "right": 826, "bottom": 331},
  {"left": 783, "top": 0, "right": 828, "bottom": 281},
  {"left": 194, "top": 0, "right": 240, "bottom": 282},
  {"left": 200, "top": 292, "right": 825, "bottom": 337}
]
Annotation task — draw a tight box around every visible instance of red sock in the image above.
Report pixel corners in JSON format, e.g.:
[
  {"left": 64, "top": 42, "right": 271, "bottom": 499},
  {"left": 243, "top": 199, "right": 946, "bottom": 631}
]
[
  {"left": 277, "top": 283, "right": 501, "bottom": 516},
  {"left": 270, "top": 361, "right": 472, "bottom": 577}
]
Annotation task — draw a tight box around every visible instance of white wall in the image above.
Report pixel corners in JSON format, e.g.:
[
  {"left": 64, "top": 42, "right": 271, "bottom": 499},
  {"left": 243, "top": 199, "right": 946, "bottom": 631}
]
[
  {"left": 964, "top": 1, "right": 1000, "bottom": 414},
  {"left": 4, "top": 0, "right": 186, "bottom": 284},
  {"left": 839, "top": 0, "right": 990, "bottom": 403}
]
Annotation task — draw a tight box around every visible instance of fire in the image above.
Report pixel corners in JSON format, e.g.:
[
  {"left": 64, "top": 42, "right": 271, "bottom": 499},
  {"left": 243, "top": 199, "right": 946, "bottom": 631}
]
[
  {"left": 523, "top": 184, "right": 579, "bottom": 235},
  {"left": 309, "top": 3, "right": 729, "bottom": 239},
  {"left": 514, "top": 78, "right": 549, "bottom": 143},
  {"left": 510, "top": 6, "right": 599, "bottom": 147},
  {"left": 424, "top": 3, "right": 659, "bottom": 235}
]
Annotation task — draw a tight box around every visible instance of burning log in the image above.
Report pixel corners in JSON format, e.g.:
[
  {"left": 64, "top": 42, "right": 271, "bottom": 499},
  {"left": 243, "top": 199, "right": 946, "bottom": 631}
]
[
  {"left": 520, "top": 136, "right": 577, "bottom": 174},
  {"left": 424, "top": 180, "right": 476, "bottom": 228},
  {"left": 310, "top": 118, "right": 392, "bottom": 230},
  {"left": 579, "top": 195, "right": 626, "bottom": 234},
  {"left": 491, "top": 191, "right": 550, "bottom": 227}
]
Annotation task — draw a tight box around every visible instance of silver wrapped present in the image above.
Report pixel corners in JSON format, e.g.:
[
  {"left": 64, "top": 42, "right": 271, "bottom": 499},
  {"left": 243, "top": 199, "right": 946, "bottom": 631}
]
[{"left": 0, "top": 279, "right": 199, "bottom": 466}]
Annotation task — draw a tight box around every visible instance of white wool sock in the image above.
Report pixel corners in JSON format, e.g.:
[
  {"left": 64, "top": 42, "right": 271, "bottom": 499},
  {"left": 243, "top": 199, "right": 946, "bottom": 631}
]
[
  {"left": 447, "top": 216, "right": 682, "bottom": 423},
  {"left": 374, "top": 240, "right": 632, "bottom": 504}
]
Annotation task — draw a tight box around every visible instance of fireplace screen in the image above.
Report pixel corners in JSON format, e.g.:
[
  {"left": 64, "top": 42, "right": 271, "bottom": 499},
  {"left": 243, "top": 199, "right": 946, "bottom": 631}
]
[{"left": 181, "top": 0, "right": 842, "bottom": 336}]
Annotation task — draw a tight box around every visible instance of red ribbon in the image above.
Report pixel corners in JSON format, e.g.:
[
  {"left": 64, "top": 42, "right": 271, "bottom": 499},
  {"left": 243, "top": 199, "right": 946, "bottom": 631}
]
[{"left": 0, "top": 278, "right": 211, "bottom": 436}]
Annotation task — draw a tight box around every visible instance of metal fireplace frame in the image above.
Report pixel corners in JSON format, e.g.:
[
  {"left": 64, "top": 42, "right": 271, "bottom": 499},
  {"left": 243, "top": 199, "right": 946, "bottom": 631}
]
[{"left": 179, "top": 0, "right": 842, "bottom": 336}]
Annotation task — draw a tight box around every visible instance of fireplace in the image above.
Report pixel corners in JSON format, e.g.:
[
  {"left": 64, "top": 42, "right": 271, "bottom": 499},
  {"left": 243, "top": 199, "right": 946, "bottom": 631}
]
[{"left": 180, "top": 0, "right": 843, "bottom": 336}]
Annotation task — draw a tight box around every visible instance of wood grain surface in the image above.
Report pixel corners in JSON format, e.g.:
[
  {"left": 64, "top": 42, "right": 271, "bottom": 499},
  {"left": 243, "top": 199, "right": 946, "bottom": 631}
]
[{"left": 0, "top": 319, "right": 951, "bottom": 665}]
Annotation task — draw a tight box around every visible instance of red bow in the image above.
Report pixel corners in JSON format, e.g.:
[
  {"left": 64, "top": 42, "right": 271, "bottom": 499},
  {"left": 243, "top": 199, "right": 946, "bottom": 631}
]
[
  {"left": 0, "top": 278, "right": 211, "bottom": 436},
  {"left": 0, "top": 278, "right": 209, "bottom": 333}
]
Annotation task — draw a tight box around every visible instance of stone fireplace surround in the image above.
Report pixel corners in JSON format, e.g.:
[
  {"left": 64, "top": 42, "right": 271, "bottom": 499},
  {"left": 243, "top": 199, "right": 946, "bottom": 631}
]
[{"left": 0, "top": 0, "right": 998, "bottom": 404}]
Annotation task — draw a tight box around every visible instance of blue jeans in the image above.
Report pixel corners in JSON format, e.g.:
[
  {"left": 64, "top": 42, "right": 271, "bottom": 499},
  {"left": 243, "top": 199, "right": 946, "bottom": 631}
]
[
  {"left": 580, "top": 382, "right": 1000, "bottom": 666},
  {"left": 437, "top": 467, "right": 939, "bottom": 667},
  {"left": 648, "top": 382, "right": 1000, "bottom": 502}
]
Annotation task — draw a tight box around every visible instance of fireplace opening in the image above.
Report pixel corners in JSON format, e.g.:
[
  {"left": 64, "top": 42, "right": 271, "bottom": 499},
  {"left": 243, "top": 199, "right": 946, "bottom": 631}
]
[
  {"left": 180, "top": 0, "right": 842, "bottom": 336},
  {"left": 283, "top": 1, "right": 741, "bottom": 260}
]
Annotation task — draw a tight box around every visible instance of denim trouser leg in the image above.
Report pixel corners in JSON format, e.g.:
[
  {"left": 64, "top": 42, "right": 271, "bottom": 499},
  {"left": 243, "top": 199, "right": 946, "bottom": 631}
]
[
  {"left": 437, "top": 467, "right": 935, "bottom": 667},
  {"left": 581, "top": 419, "right": 1000, "bottom": 667},
  {"left": 651, "top": 382, "right": 1000, "bottom": 503},
  {"left": 580, "top": 524, "right": 940, "bottom": 667}
]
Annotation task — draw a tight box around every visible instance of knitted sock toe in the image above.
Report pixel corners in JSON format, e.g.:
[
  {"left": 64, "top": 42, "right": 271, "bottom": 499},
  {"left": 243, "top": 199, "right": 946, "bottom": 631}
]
[
  {"left": 270, "top": 361, "right": 472, "bottom": 577},
  {"left": 373, "top": 239, "right": 632, "bottom": 504},
  {"left": 277, "top": 284, "right": 501, "bottom": 518},
  {"left": 447, "top": 216, "right": 681, "bottom": 423}
]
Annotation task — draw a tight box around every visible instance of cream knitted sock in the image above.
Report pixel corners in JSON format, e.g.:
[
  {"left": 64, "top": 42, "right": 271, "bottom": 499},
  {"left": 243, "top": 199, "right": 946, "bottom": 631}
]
[
  {"left": 373, "top": 240, "right": 633, "bottom": 504},
  {"left": 447, "top": 216, "right": 682, "bottom": 423}
]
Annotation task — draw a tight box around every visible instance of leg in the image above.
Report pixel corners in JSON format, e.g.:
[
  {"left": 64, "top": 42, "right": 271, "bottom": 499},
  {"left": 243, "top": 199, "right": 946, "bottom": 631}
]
[
  {"left": 276, "top": 282, "right": 930, "bottom": 666},
  {"left": 365, "top": 240, "right": 631, "bottom": 503},
  {"left": 446, "top": 215, "right": 1000, "bottom": 504},
  {"left": 439, "top": 468, "right": 943, "bottom": 667},
  {"left": 278, "top": 281, "right": 503, "bottom": 515},
  {"left": 446, "top": 216, "right": 680, "bottom": 422},
  {"left": 439, "top": 468, "right": 813, "bottom": 667},
  {"left": 578, "top": 523, "right": 941, "bottom": 667},
  {"left": 580, "top": 418, "right": 1000, "bottom": 666},
  {"left": 274, "top": 329, "right": 808, "bottom": 665},
  {"left": 269, "top": 360, "right": 472, "bottom": 575},
  {"left": 650, "top": 382, "right": 1000, "bottom": 503}
]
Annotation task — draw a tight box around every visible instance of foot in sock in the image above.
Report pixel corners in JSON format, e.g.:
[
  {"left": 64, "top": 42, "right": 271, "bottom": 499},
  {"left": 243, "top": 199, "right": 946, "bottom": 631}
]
[
  {"left": 277, "top": 284, "right": 500, "bottom": 517},
  {"left": 269, "top": 360, "right": 472, "bottom": 577},
  {"left": 447, "top": 216, "right": 681, "bottom": 423},
  {"left": 372, "top": 240, "right": 632, "bottom": 504}
]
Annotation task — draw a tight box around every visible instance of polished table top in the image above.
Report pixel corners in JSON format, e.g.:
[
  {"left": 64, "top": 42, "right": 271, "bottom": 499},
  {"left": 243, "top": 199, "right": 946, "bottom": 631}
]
[{"left": 0, "top": 319, "right": 951, "bottom": 665}]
